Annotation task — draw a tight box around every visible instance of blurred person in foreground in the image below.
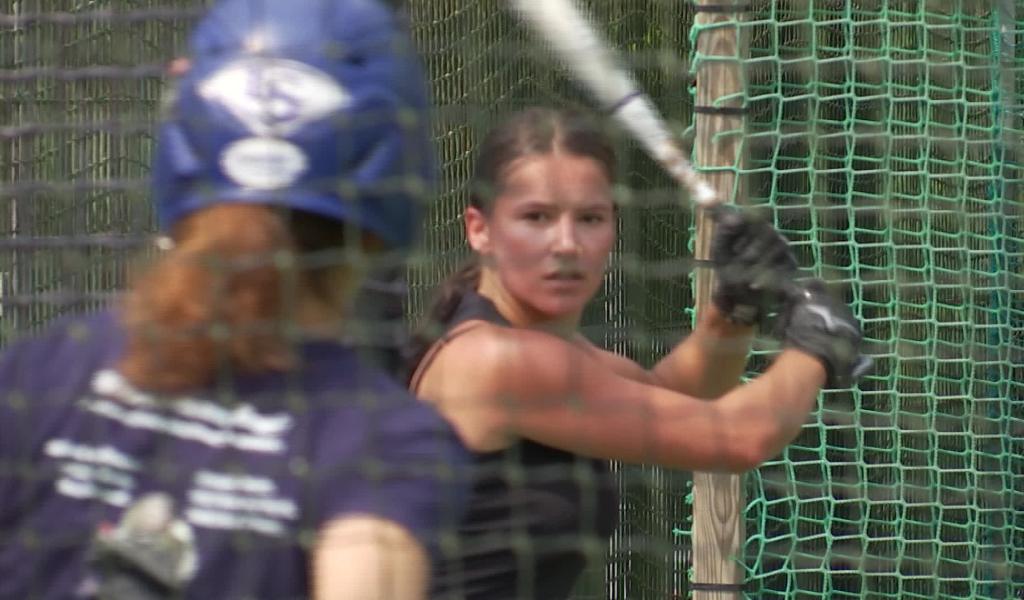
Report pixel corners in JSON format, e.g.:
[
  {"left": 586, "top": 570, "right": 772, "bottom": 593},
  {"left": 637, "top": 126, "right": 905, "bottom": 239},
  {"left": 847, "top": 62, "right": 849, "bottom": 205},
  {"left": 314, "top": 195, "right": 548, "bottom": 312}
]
[{"left": 0, "top": 0, "right": 468, "bottom": 598}]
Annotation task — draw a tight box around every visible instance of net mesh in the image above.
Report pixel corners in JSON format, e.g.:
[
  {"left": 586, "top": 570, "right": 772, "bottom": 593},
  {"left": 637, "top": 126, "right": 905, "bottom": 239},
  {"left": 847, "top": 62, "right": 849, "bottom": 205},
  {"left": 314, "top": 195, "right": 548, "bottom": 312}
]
[
  {"left": 0, "top": 0, "right": 1020, "bottom": 598},
  {"left": 712, "top": 2, "right": 1023, "bottom": 598}
]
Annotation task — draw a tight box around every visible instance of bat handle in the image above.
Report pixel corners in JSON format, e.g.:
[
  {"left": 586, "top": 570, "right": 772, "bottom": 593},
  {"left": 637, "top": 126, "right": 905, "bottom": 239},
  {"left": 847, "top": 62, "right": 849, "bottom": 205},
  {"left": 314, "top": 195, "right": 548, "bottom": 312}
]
[{"left": 658, "top": 142, "right": 718, "bottom": 206}]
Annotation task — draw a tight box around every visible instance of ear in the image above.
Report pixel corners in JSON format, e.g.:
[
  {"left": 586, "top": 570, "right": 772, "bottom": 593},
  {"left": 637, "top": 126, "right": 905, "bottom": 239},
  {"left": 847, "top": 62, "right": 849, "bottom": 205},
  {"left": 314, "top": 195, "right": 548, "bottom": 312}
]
[
  {"left": 167, "top": 57, "right": 191, "bottom": 77},
  {"left": 464, "top": 206, "right": 491, "bottom": 254}
]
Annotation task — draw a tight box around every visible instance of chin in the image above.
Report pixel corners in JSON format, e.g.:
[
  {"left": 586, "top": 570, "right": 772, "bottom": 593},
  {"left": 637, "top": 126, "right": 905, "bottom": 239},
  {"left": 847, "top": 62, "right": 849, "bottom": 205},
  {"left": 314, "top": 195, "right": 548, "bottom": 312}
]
[
  {"left": 507, "top": 277, "right": 601, "bottom": 323},
  {"left": 528, "top": 293, "right": 592, "bottom": 322},
  {"left": 536, "top": 304, "right": 583, "bottom": 322}
]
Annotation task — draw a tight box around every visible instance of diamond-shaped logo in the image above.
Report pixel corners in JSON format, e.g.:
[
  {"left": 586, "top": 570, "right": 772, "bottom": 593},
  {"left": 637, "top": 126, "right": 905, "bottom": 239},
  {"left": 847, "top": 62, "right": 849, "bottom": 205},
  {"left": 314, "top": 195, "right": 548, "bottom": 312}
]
[{"left": 198, "top": 57, "right": 351, "bottom": 137}]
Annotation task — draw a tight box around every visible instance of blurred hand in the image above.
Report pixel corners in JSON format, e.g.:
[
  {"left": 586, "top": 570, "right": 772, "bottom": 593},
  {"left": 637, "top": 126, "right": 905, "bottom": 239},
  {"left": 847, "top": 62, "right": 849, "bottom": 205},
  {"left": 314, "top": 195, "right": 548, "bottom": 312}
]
[{"left": 710, "top": 207, "right": 798, "bottom": 327}]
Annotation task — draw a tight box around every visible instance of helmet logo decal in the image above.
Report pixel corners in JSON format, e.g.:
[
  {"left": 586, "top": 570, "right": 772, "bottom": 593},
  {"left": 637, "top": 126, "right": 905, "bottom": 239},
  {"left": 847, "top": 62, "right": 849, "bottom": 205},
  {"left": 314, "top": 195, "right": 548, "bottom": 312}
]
[
  {"left": 199, "top": 57, "right": 351, "bottom": 137},
  {"left": 220, "top": 137, "right": 309, "bottom": 190}
]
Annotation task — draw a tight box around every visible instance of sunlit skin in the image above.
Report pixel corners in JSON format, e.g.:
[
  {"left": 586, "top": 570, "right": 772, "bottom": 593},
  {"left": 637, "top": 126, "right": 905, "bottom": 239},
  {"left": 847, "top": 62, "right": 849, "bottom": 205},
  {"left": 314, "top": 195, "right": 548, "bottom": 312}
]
[{"left": 466, "top": 151, "right": 616, "bottom": 336}]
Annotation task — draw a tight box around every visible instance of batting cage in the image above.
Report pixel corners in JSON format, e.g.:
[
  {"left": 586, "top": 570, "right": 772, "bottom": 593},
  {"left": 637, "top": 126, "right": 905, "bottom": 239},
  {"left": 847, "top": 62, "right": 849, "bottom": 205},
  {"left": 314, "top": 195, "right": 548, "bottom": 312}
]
[{"left": 0, "top": 0, "right": 1021, "bottom": 598}]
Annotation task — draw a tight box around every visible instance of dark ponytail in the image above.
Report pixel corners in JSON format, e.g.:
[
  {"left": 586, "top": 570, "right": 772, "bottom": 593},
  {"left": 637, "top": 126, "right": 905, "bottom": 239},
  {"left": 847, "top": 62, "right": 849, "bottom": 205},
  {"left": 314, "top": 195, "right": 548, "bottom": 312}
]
[{"left": 404, "top": 260, "right": 481, "bottom": 384}]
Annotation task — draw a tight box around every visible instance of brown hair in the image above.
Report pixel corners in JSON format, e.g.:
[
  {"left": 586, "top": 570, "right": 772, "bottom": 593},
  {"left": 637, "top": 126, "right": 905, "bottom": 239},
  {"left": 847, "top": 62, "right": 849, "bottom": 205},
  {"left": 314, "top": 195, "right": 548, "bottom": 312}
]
[
  {"left": 404, "top": 107, "right": 617, "bottom": 380},
  {"left": 119, "top": 204, "right": 353, "bottom": 393}
]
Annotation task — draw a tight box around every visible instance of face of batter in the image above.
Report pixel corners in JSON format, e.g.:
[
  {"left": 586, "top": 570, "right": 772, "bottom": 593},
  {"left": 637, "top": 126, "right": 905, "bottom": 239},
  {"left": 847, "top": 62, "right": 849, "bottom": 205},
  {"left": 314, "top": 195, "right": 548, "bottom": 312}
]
[{"left": 467, "top": 151, "right": 616, "bottom": 328}]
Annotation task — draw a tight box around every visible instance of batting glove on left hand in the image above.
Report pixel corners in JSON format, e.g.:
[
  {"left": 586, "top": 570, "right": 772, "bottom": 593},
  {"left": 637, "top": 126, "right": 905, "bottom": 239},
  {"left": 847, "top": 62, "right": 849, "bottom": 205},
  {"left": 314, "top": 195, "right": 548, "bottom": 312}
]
[{"left": 710, "top": 206, "right": 799, "bottom": 327}]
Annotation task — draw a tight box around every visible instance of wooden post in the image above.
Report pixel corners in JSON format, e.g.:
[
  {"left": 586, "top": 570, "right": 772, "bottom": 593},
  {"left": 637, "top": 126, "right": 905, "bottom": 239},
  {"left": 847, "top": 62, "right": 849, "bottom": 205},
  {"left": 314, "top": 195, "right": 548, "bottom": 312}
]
[{"left": 691, "top": 2, "right": 746, "bottom": 599}]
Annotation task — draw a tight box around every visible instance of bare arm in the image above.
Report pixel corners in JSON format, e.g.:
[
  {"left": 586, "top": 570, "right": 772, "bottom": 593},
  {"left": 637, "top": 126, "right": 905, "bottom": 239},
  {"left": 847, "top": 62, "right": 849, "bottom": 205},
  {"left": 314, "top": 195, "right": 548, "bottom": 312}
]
[
  {"left": 422, "top": 325, "right": 824, "bottom": 472},
  {"left": 494, "top": 334, "right": 824, "bottom": 472},
  {"left": 313, "top": 516, "right": 429, "bottom": 600},
  {"left": 643, "top": 204, "right": 800, "bottom": 397},
  {"left": 650, "top": 304, "right": 755, "bottom": 399}
]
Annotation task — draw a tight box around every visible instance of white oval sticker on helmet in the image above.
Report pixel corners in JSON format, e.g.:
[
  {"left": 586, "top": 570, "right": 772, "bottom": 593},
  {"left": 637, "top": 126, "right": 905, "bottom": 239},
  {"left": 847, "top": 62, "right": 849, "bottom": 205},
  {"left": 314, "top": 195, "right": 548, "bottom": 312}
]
[
  {"left": 220, "top": 137, "right": 309, "bottom": 190},
  {"left": 198, "top": 57, "right": 351, "bottom": 137}
]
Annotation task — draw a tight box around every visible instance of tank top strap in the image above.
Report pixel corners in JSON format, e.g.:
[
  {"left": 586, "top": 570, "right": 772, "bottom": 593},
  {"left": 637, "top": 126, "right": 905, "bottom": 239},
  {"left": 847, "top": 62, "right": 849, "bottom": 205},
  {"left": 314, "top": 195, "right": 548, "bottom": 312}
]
[
  {"left": 409, "top": 291, "right": 510, "bottom": 394},
  {"left": 448, "top": 289, "right": 511, "bottom": 328},
  {"left": 408, "top": 320, "right": 486, "bottom": 394}
]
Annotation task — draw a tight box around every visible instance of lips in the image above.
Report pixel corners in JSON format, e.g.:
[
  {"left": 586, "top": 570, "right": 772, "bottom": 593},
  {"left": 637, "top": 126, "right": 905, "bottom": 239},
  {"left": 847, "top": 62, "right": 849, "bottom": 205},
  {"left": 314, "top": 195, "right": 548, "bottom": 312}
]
[{"left": 544, "top": 271, "right": 585, "bottom": 282}]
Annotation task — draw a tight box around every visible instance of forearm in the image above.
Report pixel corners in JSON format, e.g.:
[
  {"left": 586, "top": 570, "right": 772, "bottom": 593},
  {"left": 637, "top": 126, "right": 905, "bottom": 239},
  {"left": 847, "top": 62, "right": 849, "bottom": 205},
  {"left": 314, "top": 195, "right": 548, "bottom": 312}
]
[
  {"left": 719, "top": 350, "right": 826, "bottom": 465},
  {"left": 314, "top": 516, "right": 428, "bottom": 600},
  {"left": 651, "top": 305, "right": 754, "bottom": 399}
]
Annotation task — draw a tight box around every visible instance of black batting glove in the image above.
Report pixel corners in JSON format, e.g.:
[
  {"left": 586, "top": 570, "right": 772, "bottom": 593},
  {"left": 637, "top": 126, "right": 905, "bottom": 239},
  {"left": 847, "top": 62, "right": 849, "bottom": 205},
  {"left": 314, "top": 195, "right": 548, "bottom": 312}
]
[
  {"left": 774, "top": 279, "right": 872, "bottom": 389},
  {"left": 710, "top": 207, "right": 798, "bottom": 327}
]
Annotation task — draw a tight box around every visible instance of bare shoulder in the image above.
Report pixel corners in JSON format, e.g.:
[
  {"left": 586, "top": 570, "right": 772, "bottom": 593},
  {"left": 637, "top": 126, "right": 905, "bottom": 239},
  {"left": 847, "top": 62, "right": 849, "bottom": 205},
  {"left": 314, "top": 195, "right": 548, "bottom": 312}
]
[
  {"left": 418, "top": 321, "right": 572, "bottom": 398},
  {"left": 415, "top": 322, "right": 614, "bottom": 450},
  {"left": 414, "top": 321, "right": 535, "bottom": 450},
  {"left": 426, "top": 326, "right": 652, "bottom": 391}
]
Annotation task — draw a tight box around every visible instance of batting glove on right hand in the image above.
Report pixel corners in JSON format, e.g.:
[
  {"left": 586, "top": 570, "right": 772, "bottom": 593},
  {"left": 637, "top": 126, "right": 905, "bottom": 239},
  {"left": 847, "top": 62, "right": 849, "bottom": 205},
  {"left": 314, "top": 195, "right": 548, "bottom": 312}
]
[{"left": 774, "top": 280, "right": 872, "bottom": 389}]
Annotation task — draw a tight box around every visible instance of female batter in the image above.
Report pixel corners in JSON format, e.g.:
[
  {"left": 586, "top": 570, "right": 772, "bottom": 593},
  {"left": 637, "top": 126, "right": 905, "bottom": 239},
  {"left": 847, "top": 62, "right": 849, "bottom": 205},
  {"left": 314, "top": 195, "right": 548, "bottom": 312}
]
[
  {"left": 0, "top": 1, "right": 467, "bottom": 598},
  {"left": 408, "top": 108, "right": 869, "bottom": 599}
]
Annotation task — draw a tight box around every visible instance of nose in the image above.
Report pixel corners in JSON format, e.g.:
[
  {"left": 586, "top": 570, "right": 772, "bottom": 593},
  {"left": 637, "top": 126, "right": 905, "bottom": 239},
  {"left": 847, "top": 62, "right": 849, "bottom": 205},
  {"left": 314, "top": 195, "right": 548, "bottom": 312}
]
[{"left": 551, "top": 214, "right": 581, "bottom": 257}]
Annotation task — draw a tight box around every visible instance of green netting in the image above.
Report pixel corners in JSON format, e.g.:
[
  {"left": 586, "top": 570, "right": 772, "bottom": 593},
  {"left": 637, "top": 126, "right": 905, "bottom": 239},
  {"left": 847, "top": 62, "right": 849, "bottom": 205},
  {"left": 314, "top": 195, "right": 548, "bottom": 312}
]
[
  {"left": 0, "top": 0, "right": 1021, "bottom": 598},
  {"left": 0, "top": 1, "right": 202, "bottom": 339},
  {"left": 676, "top": 2, "right": 1022, "bottom": 598}
]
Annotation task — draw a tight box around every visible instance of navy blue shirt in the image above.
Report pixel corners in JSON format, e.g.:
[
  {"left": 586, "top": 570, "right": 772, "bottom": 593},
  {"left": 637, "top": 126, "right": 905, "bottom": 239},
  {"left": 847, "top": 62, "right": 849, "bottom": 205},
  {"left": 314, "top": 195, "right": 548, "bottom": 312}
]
[
  {"left": 410, "top": 292, "right": 620, "bottom": 600},
  {"left": 0, "top": 310, "right": 468, "bottom": 599}
]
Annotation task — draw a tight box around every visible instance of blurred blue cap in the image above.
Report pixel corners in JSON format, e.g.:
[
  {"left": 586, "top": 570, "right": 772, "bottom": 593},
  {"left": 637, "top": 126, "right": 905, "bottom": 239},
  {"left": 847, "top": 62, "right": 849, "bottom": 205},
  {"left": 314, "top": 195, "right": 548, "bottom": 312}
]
[{"left": 152, "top": 0, "right": 436, "bottom": 249}]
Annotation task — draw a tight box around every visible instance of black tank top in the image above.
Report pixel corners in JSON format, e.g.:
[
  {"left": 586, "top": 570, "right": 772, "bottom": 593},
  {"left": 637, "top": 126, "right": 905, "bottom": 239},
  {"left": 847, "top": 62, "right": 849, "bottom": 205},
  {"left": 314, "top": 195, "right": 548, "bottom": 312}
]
[{"left": 411, "top": 291, "right": 620, "bottom": 600}]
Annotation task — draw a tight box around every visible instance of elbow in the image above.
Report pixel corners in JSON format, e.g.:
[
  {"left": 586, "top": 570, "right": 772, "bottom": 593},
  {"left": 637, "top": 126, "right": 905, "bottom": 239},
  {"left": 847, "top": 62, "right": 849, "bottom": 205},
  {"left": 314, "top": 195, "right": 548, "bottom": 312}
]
[
  {"left": 716, "top": 442, "right": 768, "bottom": 474},
  {"left": 717, "top": 405, "right": 782, "bottom": 473},
  {"left": 730, "top": 432, "right": 778, "bottom": 473}
]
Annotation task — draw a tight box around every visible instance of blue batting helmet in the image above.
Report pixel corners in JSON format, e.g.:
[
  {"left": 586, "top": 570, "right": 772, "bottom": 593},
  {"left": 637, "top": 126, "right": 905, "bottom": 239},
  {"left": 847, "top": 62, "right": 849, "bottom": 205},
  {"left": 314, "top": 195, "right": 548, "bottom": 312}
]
[{"left": 152, "top": 0, "right": 435, "bottom": 249}]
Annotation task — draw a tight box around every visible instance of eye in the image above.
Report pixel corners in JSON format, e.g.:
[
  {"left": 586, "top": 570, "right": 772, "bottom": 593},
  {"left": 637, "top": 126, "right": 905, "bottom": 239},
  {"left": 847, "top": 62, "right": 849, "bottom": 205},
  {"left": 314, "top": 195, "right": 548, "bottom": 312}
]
[
  {"left": 580, "top": 212, "right": 608, "bottom": 224},
  {"left": 522, "top": 211, "right": 549, "bottom": 222}
]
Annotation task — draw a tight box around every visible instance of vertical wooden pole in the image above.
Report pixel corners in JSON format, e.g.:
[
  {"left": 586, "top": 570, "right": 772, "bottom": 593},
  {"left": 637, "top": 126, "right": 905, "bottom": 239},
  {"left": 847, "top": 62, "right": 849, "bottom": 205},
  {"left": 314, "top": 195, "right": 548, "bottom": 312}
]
[
  {"left": 691, "top": 2, "right": 746, "bottom": 599},
  {"left": 999, "top": 0, "right": 1020, "bottom": 205}
]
